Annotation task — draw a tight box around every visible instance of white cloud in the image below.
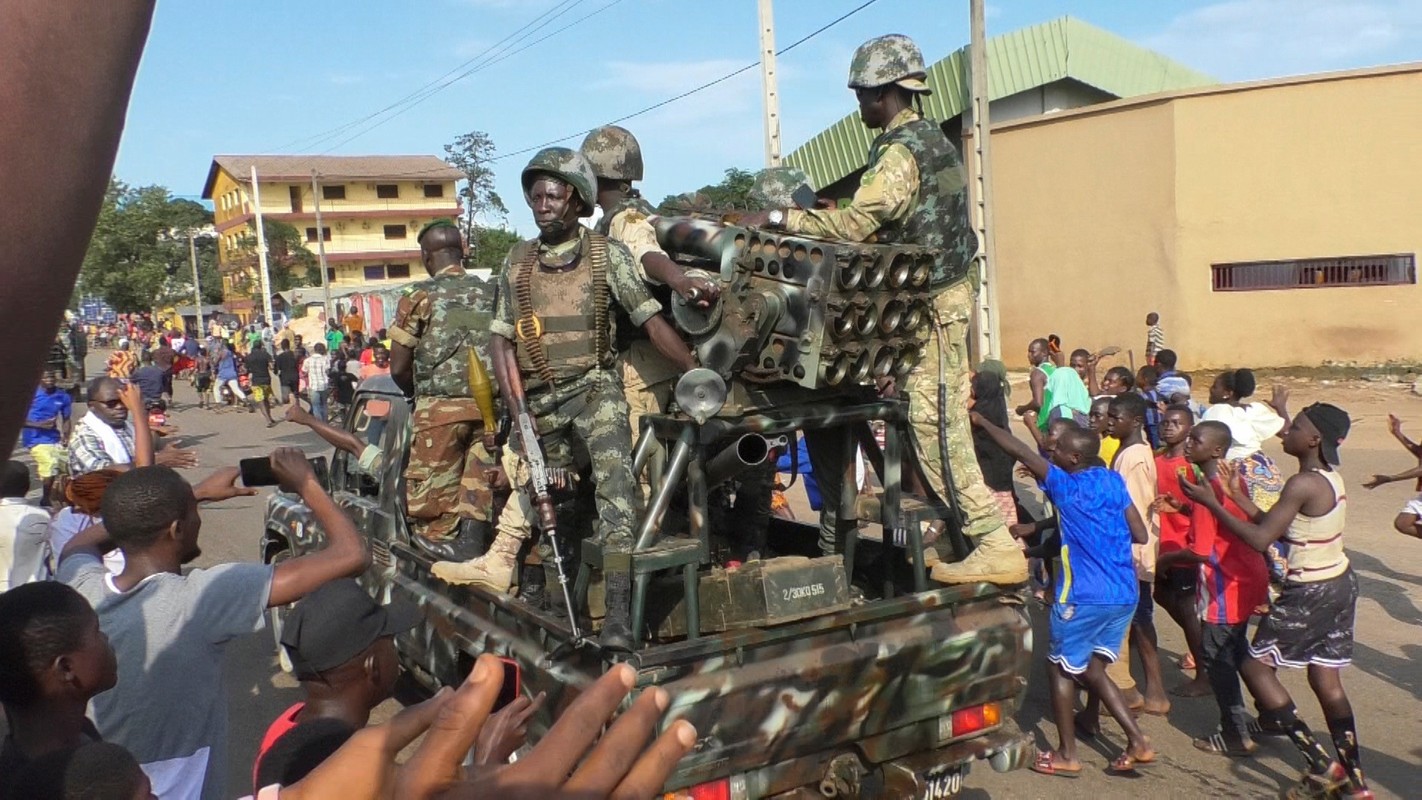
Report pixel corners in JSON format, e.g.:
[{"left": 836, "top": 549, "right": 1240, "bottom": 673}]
[{"left": 1143, "top": 0, "right": 1422, "bottom": 80}]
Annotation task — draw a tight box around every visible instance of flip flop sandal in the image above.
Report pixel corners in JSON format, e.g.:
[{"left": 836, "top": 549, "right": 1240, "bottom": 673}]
[
  {"left": 1030, "top": 749, "right": 1082, "bottom": 778},
  {"left": 1106, "top": 750, "right": 1158, "bottom": 775},
  {"left": 1192, "top": 732, "right": 1257, "bottom": 758},
  {"left": 1178, "top": 653, "right": 1196, "bottom": 670},
  {"left": 1283, "top": 763, "right": 1349, "bottom": 800}
]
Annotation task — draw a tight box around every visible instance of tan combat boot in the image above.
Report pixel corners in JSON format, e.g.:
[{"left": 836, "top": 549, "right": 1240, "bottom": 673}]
[
  {"left": 930, "top": 527, "right": 1029, "bottom": 586},
  {"left": 432, "top": 530, "right": 522, "bottom": 592}
]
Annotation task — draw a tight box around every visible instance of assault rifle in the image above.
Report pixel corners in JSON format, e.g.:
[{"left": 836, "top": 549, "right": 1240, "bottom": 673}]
[{"left": 505, "top": 370, "right": 582, "bottom": 639}]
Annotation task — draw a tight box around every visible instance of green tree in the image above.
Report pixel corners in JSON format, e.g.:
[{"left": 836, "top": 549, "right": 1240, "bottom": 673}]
[
  {"left": 658, "top": 167, "right": 757, "bottom": 213},
  {"left": 232, "top": 220, "right": 320, "bottom": 298},
  {"left": 444, "top": 130, "right": 507, "bottom": 262},
  {"left": 79, "top": 180, "right": 223, "bottom": 312},
  {"left": 467, "top": 227, "right": 521, "bottom": 274}
]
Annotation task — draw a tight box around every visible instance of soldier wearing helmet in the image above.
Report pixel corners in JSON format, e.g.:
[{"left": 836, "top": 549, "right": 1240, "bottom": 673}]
[
  {"left": 579, "top": 126, "right": 718, "bottom": 452},
  {"left": 742, "top": 34, "right": 1024, "bottom": 587},
  {"left": 387, "top": 219, "right": 502, "bottom": 562},
  {"left": 478, "top": 147, "right": 696, "bottom": 651}
]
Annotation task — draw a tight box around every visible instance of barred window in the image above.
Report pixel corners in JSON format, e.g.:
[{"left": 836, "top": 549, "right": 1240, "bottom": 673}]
[{"left": 1212, "top": 254, "right": 1415, "bottom": 291}]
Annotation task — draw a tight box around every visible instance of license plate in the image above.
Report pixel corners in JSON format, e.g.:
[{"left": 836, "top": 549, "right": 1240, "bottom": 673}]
[{"left": 918, "top": 764, "right": 966, "bottom": 799}]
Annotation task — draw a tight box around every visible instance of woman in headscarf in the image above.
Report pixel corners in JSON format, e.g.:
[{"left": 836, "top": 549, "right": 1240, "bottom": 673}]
[{"left": 46, "top": 468, "right": 126, "bottom": 575}]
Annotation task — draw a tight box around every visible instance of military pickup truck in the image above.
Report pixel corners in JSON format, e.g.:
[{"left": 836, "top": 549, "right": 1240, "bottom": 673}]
[{"left": 261, "top": 374, "right": 1033, "bottom": 799}]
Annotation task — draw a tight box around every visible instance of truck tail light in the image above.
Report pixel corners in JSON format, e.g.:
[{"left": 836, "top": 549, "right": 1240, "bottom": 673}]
[
  {"left": 951, "top": 701, "right": 1001, "bottom": 738},
  {"left": 665, "top": 775, "right": 748, "bottom": 800}
]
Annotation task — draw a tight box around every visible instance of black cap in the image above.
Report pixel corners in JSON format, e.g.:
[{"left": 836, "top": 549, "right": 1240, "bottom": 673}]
[
  {"left": 1300, "top": 402, "right": 1350, "bottom": 466},
  {"left": 279, "top": 580, "right": 420, "bottom": 678}
]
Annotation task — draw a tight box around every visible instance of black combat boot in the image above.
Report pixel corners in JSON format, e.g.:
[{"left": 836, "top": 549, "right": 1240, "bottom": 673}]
[
  {"left": 519, "top": 563, "right": 546, "bottom": 609},
  {"left": 600, "top": 569, "right": 634, "bottom": 652}
]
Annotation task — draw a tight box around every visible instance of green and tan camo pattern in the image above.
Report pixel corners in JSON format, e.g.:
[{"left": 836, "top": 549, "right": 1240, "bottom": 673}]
[
  {"left": 848, "top": 33, "right": 927, "bottom": 89},
  {"left": 580, "top": 125, "right": 644, "bottom": 182},
  {"left": 748, "top": 166, "right": 813, "bottom": 209},
  {"left": 522, "top": 147, "right": 599, "bottom": 213}
]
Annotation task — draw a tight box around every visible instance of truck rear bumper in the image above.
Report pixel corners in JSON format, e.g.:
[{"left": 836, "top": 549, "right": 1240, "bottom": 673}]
[{"left": 744, "top": 722, "right": 1032, "bottom": 799}]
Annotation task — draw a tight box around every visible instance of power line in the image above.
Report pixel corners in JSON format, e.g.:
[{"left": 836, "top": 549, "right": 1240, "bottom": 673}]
[
  {"left": 273, "top": 0, "right": 586, "bottom": 154},
  {"left": 311, "top": 0, "right": 627, "bottom": 156},
  {"left": 492, "top": 0, "right": 884, "bottom": 162}
]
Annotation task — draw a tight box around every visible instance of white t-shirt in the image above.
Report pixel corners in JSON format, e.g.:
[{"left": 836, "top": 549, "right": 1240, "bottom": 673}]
[
  {"left": 61, "top": 555, "right": 274, "bottom": 800},
  {"left": 1201, "top": 402, "right": 1284, "bottom": 462}
]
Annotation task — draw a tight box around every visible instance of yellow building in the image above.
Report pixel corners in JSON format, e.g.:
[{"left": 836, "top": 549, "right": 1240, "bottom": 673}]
[
  {"left": 201, "top": 154, "right": 463, "bottom": 318},
  {"left": 970, "top": 63, "right": 1422, "bottom": 368}
]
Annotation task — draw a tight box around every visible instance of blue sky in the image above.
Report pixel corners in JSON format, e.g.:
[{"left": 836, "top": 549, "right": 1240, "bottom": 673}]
[{"left": 117, "top": 0, "right": 1422, "bottom": 233}]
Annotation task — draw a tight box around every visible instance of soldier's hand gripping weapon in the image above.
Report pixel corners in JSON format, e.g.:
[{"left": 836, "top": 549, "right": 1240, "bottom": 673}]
[{"left": 505, "top": 367, "right": 583, "bottom": 640}]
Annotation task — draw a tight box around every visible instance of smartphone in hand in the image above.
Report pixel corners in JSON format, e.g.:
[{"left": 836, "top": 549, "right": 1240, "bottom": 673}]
[{"left": 791, "top": 183, "right": 818, "bottom": 211}]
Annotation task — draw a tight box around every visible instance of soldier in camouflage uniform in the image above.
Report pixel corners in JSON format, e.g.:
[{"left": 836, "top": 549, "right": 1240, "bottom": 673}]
[
  {"left": 742, "top": 34, "right": 1026, "bottom": 586},
  {"left": 580, "top": 125, "right": 718, "bottom": 450},
  {"left": 748, "top": 166, "right": 814, "bottom": 209},
  {"left": 489, "top": 147, "right": 697, "bottom": 651},
  {"left": 388, "top": 220, "right": 499, "bottom": 561}
]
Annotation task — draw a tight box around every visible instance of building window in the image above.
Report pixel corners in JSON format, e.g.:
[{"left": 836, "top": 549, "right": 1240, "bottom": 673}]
[
  {"left": 376, "top": 184, "right": 399, "bottom": 199},
  {"left": 383, "top": 224, "right": 407, "bottom": 239},
  {"left": 363, "top": 265, "right": 386, "bottom": 281},
  {"left": 1211, "top": 254, "right": 1416, "bottom": 292},
  {"left": 386, "top": 263, "right": 411, "bottom": 280},
  {"left": 327, "top": 267, "right": 337, "bottom": 282},
  {"left": 423, "top": 184, "right": 444, "bottom": 198},
  {"left": 304, "top": 227, "right": 332, "bottom": 243},
  {"left": 322, "top": 184, "right": 346, "bottom": 201}
]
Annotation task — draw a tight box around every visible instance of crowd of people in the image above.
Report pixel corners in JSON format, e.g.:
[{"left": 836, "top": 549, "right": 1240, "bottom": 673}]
[{"left": 956, "top": 313, "right": 1422, "bottom": 798}]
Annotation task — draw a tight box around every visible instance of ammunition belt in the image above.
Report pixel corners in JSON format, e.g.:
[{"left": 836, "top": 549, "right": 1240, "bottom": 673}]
[{"left": 512, "top": 233, "right": 613, "bottom": 390}]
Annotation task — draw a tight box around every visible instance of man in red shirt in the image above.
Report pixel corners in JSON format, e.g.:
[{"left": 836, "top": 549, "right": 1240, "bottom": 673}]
[
  {"left": 253, "top": 580, "right": 419, "bottom": 791},
  {"left": 1152, "top": 405, "right": 1211, "bottom": 697},
  {"left": 1158, "top": 420, "right": 1269, "bottom": 757}
]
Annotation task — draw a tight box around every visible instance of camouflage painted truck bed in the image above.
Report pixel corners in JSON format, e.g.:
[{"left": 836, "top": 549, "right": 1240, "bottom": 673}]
[
  {"left": 383, "top": 541, "right": 1032, "bottom": 798},
  {"left": 261, "top": 380, "right": 1033, "bottom": 798}
]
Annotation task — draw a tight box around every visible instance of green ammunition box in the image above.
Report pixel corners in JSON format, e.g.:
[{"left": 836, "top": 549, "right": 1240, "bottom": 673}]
[{"left": 656, "top": 555, "right": 850, "bottom": 638}]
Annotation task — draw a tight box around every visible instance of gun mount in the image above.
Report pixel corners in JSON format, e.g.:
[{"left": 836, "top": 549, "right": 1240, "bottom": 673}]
[{"left": 655, "top": 217, "right": 940, "bottom": 392}]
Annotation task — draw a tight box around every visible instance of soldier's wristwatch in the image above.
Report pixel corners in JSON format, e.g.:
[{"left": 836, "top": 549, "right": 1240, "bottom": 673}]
[{"left": 767, "top": 209, "right": 785, "bottom": 229}]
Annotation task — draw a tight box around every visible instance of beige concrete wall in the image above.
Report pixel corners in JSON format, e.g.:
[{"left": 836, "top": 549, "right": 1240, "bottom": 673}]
[
  {"left": 977, "top": 66, "right": 1422, "bottom": 369},
  {"left": 976, "top": 100, "right": 1180, "bottom": 368},
  {"left": 1170, "top": 70, "right": 1422, "bottom": 368}
]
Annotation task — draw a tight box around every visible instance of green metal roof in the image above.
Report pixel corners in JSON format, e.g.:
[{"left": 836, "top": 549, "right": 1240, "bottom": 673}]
[{"left": 785, "top": 16, "right": 1216, "bottom": 189}]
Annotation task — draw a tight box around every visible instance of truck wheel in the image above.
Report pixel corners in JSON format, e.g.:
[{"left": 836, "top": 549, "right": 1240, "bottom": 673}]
[{"left": 266, "top": 545, "right": 296, "bottom": 674}]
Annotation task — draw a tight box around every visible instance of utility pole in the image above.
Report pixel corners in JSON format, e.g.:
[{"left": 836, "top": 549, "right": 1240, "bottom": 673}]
[
  {"left": 188, "top": 232, "right": 204, "bottom": 337},
  {"left": 311, "top": 170, "right": 333, "bottom": 323},
  {"left": 968, "top": 0, "right": 1001, "bottom": 359},
  {"left": 250, "top": 165, "right": 275, "bottom": 326},
  {"left": 757, "top": 0, "right": 782, "bottom": 167}
]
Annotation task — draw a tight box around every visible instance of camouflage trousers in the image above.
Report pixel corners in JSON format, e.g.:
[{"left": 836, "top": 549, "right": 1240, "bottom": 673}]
[
  {"left": 405, "top": 397, "right": 495, "bottom": 543},
  {"left": 904, "top": 280, "right": 1009, "bottom": 540},
  {"left": 525, "top": 368, "right": 636, "bottom": 572}
]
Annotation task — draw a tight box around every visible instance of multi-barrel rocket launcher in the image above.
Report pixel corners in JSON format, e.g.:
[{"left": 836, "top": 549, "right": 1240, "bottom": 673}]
[{"left": 653, "top": 216, "right": 940, "bottom": 402}]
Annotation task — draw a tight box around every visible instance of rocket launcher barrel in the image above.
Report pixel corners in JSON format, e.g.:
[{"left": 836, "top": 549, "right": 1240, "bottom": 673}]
[
  {"left": 653, "top": 217, "right": 747, "bottom": 280},
  {"left": 466, "top": 347, "right": 498, "bottom": 450}
]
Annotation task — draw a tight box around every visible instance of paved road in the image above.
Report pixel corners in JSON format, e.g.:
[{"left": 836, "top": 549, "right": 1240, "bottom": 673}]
[{"left": 48, "top": 361, "right": 1422, "bottom": 798}]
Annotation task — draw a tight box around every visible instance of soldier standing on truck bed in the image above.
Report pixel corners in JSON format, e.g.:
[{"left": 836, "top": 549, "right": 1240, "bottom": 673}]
[
  {"left": 740, "top": 34, "right": 1027, "bottom": 587},
  {"left": 488, "top": 148, "right": 696, "bottom": 651},
  {"left": 580, "top": 125, "right": 720, "bottom": 450},
  {"left": 388, "top": 220, "right": 499, "bottom": 562}
]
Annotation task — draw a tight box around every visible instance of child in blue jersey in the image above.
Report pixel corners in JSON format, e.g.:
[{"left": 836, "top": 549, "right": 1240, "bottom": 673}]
[{"left": 970, "top": 412, "right": 1156, "bottom": 778}]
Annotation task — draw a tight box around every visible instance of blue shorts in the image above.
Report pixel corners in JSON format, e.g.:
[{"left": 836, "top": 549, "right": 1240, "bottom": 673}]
[{"left": 1049, "top": 602, "right": 1135, "bottom": 675}]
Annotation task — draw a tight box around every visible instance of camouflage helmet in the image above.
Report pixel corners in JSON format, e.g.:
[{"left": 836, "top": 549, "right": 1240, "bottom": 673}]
[
  {"left": 749, "top": 166, "right": 813, "bottom": 209},
  {"left": 579, "top": 125, "right": 643, "bottom": 182},
  {"left": 847, "top": 34, "right": 932, "bottom": 94},
  {"left": 521, "top": 147, "right": 598, "bottom": 214}
]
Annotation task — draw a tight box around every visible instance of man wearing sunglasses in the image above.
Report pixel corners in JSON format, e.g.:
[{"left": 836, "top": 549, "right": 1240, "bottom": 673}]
[{"left": 68, "top": 377, "right": 194, "bottom": 478}]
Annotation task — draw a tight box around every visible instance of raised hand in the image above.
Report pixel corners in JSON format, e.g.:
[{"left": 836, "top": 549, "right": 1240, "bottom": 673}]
[
  {"left": 1362, "top": 474, "right": 1390, "bottom": 490},
  {"left": 193, "top": 465, "right": 258, "bottom": 502},
  {"left": 270, "top": 447, "right": 317, "bottom": 493},
  {"left": 154, "top": 446, "right": 198, "bottom": 468},
  {"left": 475, "top": 692, "right": 546, "bottom": 766}
]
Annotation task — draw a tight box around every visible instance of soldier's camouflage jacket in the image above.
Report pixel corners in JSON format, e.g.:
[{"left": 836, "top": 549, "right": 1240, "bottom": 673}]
[
  {"left": 389, "top": 265, "right": 496, "bottom": 407},
  {"left": 786, "top": 108, "right": 978, "bottom": 289}
]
